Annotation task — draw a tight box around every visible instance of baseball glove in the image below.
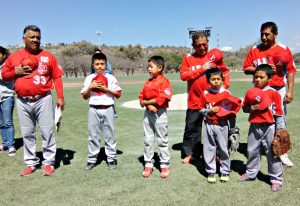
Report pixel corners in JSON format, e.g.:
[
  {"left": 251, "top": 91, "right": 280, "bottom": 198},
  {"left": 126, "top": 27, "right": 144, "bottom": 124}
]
[
  {"left": 272, "top": 129, "right": 291, "bottom": 157},
  {"left": 228, "top": 127, "right": 240, "bottom": 153}
]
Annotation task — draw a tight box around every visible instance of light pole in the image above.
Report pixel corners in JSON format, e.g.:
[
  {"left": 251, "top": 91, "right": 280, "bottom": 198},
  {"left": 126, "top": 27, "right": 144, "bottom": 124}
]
[{"left": 96, "top": 31, "right": 102, "bottom": 49}]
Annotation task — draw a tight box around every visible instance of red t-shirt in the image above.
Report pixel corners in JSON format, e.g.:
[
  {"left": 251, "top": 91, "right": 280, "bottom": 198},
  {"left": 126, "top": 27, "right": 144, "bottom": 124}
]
[
  {"left": 180, "top": 49, "right": 230, "bottom": 110},
  {"left": 2, "top": 49, "right": 64, "bottom": 97},
  {"left": 243, "top": 43, "right": 297, "bottom": 87},
  {"left": 139, "top": 74, "right": 172, "bottom": 109},
  {"left": 243, "top": 86, "right": 283, "bottom": 124},
  {"left": 203, "top": 88, "right": 231, "bottom": 121}
]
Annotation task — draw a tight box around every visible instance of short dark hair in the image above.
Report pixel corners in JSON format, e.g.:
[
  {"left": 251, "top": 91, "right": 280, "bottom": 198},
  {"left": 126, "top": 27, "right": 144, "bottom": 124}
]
[
  {"left": 92, "top": 52, "right": 107, "bottom": 64},
  {"left": 206, "top": 67, "right": 223, "bottom": 82},
  {"left": 261, "top": 22, "right": 278, "bottom": 34},
  {"left": 255, "top": 64, "right": 273, "bottom": 79},
  {"left": 148, "top": 55, "right": 165, "bottom": 70},
  {"left": 23, "top": 25, "right": 41, "bottom": 35},
  {"left": 0, "top": 46, "right": 9, "bottom": 64},
  {"left": 192, "top": 31, "right": 208, "bottom": 45}
]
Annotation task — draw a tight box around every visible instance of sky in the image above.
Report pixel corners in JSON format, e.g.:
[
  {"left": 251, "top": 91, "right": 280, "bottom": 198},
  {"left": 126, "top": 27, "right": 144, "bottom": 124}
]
[{"left": 1, "top": 0, "right": 300, "bottom": 52}]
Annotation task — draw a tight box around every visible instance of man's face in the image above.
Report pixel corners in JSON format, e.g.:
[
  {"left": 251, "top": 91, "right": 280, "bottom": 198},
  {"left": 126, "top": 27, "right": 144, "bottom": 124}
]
[
  {"left": 260, "top": 27, "right": 277, "bottom": 49},
  {"left": 23, "top": 30, "right": 41, "bottom": 54},
  {"left": 192, "top": 37, "right": 209, "bottom": 56}
]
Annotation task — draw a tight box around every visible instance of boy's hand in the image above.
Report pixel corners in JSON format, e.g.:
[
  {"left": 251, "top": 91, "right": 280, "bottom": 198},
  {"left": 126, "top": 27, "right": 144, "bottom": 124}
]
[
  {"left": 250, "top": 104, "right": 260, "bottom": 111},
  {"left": 209, "top": 106, "right": 219, "bottom": 114},
  {"left": 146, "top": 105, "right": 158, "bottom": 113}
]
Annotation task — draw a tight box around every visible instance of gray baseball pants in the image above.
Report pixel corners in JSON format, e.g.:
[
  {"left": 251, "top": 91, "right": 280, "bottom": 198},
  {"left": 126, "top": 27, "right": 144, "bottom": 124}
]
[
  {"left": 87, "top": 106, "right": 116, "bottom": 163},
  {"left": 16, "top": 94, "right": 56, "bottom": 167},
  {"left": 143, "top": 109, "right": 170, "bottom": 168},
  {"left": 246, "top": 123, "right": 283, "bottom": 185}
]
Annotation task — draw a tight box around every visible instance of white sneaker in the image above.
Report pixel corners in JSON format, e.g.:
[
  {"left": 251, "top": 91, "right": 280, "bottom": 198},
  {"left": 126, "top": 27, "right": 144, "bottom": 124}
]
[
  {"left": 280, "top": 154, "right": 294, "bottom": 167},
  {"left": 8, "top": 147, "right": 16, "bottom": 157}
]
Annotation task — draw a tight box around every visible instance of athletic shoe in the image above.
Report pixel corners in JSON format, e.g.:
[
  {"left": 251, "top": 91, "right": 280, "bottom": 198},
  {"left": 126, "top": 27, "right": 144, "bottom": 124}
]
[
  {"left": 220, "top": 174, "right": 230, "bottom": 182},
  {"left": 160, "top": 167, "right": 170, "bottom": 179},
  {"left": 182, "top": 155, "right": 192, "bottom": 164},
  {"left": 143, "top": 167, "right": 153, "bottom": 178},
  {"left": 107, "top": 160, "right": 117, "bottom": 170},
  {"left": 43, "top": 165, "right": 55, "bottom": 176},
  {"left": 280, "top": 154, "right": 294, "bottom": 167},
  {"left": 20, "top": 166, "right": 37, "bottom": 176},
  {"left": 85, "top": 162, "right": 95, "bottom": 170},
  {"left": 238, "top": 174, "right": 255, "bottom": 182},
  {"left": 271, "top": 183, "right": 282, "bottom": 192},
  {"left": 0, "top": 145, "right": 8, "bottom": 152},
  {"left": 207, "top": 174, "right": 216, "bottom": 183},
  {"left": 8, "top": 147, "right": 16, "bottom": 157}
]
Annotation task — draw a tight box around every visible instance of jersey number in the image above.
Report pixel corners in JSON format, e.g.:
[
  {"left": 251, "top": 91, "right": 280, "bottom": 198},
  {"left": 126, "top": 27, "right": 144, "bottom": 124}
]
[{"left": 33, "top": 75, "right": 46, "bottom": 85}]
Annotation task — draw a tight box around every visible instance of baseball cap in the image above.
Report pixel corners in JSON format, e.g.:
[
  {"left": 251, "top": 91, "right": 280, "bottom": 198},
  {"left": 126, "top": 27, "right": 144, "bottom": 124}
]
[
  {"left": 214, "top": 96, "right": 242, "bottom": 117},
  {"left": 207, "top": 48, "right": 223, "bottom": 63},
  {"left": 244, "top": 88, "right": 271, "bottom": 111},
  {"left": 91, "top": 74, "right": 108, "bottom": 95},
  {"left": 272, "top": 50, "right": 291, "bottom": 66}
]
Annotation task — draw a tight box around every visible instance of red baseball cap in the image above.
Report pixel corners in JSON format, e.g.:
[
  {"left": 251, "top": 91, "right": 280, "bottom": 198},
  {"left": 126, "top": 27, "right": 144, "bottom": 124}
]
[
  {"left": 91, "top": 74, "right": 108, "bottom": 95},
  {"left": 244, "top": 88, "right": 271, "bottom": 111},
  {"left": 214, "top": 96, "right": 242, "bottom": 118},
  {"left": 272, "top": 50, "right": 291, "bottom": 66},
  {"left": 207, "top": 48, "right": 223, "bottom": 63}
]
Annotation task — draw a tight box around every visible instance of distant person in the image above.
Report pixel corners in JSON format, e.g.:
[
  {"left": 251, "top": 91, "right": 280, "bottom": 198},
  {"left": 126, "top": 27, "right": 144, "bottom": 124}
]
[
  {"left": 139, "top": 55, "right": 172, "bottom": 178},
  {"left": 200, "top": 68, "right": 240, "bottom": 183},
  {"left": 2, "top": 25, "right": 65, "bottom": 176},
  {"left": 239, "top": 64, "right": 285, "bottom": 192},
  {"left": 180, "top": 31, "right": 230, "bottom": 164},
  {"left": 81, "top": 52, "right": 121, "bottom": 170},
  {"left": 243, "top": 21, "right": 297, "bottom": 167},
  {"left": 0, "top": 46, "right": 16, "bottom": 156}
]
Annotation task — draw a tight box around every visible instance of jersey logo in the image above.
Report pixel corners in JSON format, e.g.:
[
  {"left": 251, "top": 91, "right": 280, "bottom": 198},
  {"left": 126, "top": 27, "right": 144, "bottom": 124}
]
[
  {"left": 37, "top": 64, "right": 48, "bottom": 75},
  {"left": 164, "top": 88, "right": 171, "bottom": 96},
  {"left": 254, "top": 96, "right": 261, "bottom": 103},
  {"left": 41, "top": 56, "right": 49, "bottom": 63}
]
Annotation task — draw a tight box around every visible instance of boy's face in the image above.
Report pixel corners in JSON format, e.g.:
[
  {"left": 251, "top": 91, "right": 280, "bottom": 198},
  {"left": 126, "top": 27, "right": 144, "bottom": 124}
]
[
  {"left": 254, "top": 70, "right": 270, "bottom": 88},
  {"left": 209, "top": 74, "right": 223, "bottom": 90},
  {"left": 148, "top": 61, "right": 162, "bottom": 78},
  {"left": 93, "top": 59, "right": 106, "bottom": 74}
]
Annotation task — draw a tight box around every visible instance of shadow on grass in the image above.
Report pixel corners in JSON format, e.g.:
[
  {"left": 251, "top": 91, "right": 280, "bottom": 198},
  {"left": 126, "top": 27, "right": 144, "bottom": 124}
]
[
  {"left": 138, "top": 152, "right": 161, "bottom": 171},
  {"left": 14, "top": 137, "right": 23, "bottom": 150},
  {"left": 94, "top": 147, "right": 123, "bottom": 167},
  {"left": 237, "top": 143, "right": 247, "bottom": 158}
]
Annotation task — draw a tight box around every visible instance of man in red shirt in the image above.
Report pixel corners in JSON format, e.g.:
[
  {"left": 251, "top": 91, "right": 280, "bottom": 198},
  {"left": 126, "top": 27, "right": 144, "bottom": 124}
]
[
  {"left": 180, "top": 32, "right": 230, "bottom": 164},
  {"left": 2, "top": 25, "right": 65, "bottom": 176},
  {"left": 243, "top": 22, "right": 296, "bottom": 167}
]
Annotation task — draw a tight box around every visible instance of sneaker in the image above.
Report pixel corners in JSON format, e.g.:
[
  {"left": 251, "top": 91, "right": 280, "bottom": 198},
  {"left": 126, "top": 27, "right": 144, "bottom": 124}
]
[
  {"left": 220, "top": 174, "right": 230, "bottom": 182},
  {"left": 182, "top": 155, "right": 192, "bottom": 164},
  {"left": 20, "top": 166, "right": 37, "bottom": 176},
  {"left": 271, "top": 183, "right": 282, "bottom": 192},
  {"left": 143, "top": 167, "right": 153, "bottom": 178},
  {"left": 43, "top": 165, "right": 55, "bottom": 176},
  {"left": 107, "top": 160, "right": 117, "bottom": 170},
  {"left": 85, "top": 162, "right": 95, "bottom": 170},
  {"left": 238, "top": 174, "right": 255, "bottom": 182},
  {"left": 0, "top": 144, "right": 8, "bottom": 152},
  {"left": 207, "top": 173, "right": 216, "bottom": 183},
  {"left": 280, "top": 154, "right": 294, "bottom": 167},
  {"left": 8, "top": 147, "right": 16, "bottom": 157},
  {"left": 160, "top": 167, "right": 170, "bottom": 179}
]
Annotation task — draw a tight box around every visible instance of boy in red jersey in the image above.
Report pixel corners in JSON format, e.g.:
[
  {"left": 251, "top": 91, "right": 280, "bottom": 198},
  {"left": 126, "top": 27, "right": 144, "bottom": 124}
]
[
  {"left": 139, "top": 56, "right": 172, "bottom": 179},
  {"left": 200, "top": 68, "right": 240, "bottom": 183},
  {"left": 239, "top": 64, "right": 285, "bottom": 192},
  {"left": 2, "top": 25, "right": 65, "bottom": 176}
]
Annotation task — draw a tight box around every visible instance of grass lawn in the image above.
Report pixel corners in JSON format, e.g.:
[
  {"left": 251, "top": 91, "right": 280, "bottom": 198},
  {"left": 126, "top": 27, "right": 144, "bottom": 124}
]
[{"left": 0, "top": 72, "right": 299, "bottom": 206}]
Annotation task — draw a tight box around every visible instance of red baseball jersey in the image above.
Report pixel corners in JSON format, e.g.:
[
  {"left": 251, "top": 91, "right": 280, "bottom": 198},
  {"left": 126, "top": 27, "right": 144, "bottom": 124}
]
[
  {"left": 203, "top": 88, "right": 232, "bottom": 121},
  {"left": 139, "top": 74, "right": 172, "bottom": 109},
  {"left": 2, "top": 49, "right": 64, "bottom": 97},
  {"left": 243, "top": 86, "right": 283, "bottom": 124},
  {"left": 180, "top": 49, "right": 230, "bottom": 110},
  {"left": 243, "top": 43, "right": 297, "bottom": 87}
]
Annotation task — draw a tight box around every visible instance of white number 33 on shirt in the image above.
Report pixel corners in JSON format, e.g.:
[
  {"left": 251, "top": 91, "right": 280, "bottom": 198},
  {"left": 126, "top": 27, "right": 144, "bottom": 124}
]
[{"left": 33, "top": 75, "right": 46, "bottom": 85}]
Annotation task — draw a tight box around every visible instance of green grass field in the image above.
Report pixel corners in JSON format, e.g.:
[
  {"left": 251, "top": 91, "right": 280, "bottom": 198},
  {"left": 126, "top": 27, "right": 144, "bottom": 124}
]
[{"left": 0, "top": 72, "right": 299, "bottom": 206}]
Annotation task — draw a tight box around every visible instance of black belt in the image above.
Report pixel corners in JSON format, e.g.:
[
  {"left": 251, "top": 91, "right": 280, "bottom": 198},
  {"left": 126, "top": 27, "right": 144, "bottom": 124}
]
[
  {"left": 19, "top": 93, "right": 48, "bottom": 103},
  {"left": 90, "top": 105, "right": 112, "bottom": 109},
  {"left": 205, "top": 119, "right": 226, "bottom": 125}
]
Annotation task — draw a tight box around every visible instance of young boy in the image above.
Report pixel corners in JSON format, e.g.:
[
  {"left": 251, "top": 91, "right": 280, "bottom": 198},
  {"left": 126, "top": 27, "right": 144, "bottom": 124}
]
[
  {"left": 81, "top": 53, "right": 121, "bottom": 170},
  {"left": 139, "top": 56, "right": 172, "bottom": 179},
  {"left": 200, "top": 68, "right": 240, "bottom": 183},
  {"left": 239, "top": 64, "right": 285, "bottom": 192}
]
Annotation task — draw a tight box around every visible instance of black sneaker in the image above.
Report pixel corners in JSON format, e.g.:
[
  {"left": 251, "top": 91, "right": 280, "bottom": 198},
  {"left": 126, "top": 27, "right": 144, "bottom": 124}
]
[
  {"left": 107, "top": 160, "right": 117, "bottom": 170},
  {"left": 0, "top": 145, "right": 8, "bottom": 152},
  {"left": 85, "top": 162, "right": 95, "bottom": 170}
]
